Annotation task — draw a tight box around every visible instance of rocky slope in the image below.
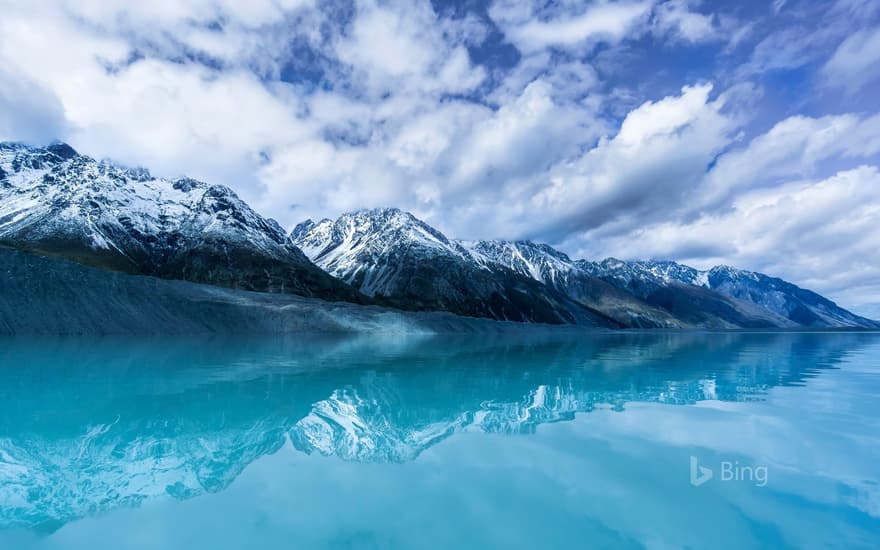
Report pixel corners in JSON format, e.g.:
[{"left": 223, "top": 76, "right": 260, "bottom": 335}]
[
  {"left": 295, "top": 209, "right": 876, "bottom": 329},
  {"left": 291, "top": 208, "right": 610, "bottom": 325},
  {"left": 0, "top": 142, "right": 361, "bottom": 302},
  {"left": 579, "top": 259, "right": 879, "bottom": 329},
  {"left": 0, "top": 248, "right": 582, "bottom": 335},
  {"left": 463, "top": 240, "right": 684, "bottom": 328},
  {"left": 2, "top": 141, "right": 874, "bottom": 330}
]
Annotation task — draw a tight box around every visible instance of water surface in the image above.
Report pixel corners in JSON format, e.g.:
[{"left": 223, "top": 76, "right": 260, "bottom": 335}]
[{"left": 1, "top": 332, "right": 879, "bottom": 549}]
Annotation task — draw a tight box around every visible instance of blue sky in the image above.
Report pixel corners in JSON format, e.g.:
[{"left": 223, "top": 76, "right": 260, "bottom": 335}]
[{"left": 1, "top": 0, "right": 879, "bottom": 315}]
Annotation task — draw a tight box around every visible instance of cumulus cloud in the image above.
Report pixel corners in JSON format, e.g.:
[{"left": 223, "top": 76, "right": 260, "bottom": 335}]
[
  {"left": 334, "top": 0, "right": 485, "bottom": 97},
  {"left": 474, "top": 83, "right": 735, "bottom": 240},
  {"left": 555, "top": 109, "right": 880, "bottom": 314},
  {"left": 695, "top": 113, "right": 880, "bottom": 208}
]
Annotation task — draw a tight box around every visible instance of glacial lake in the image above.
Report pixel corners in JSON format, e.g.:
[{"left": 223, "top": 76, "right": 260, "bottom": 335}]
[{"left": 1, "top": 332, "right": 879, "bottom": 549}]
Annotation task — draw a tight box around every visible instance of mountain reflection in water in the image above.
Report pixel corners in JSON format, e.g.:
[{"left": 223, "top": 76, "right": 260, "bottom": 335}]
[{"left": 0, "top": 331, "right": 876, "bottom": 533}]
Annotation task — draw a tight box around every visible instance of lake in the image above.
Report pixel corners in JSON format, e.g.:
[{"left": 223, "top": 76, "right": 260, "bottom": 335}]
[{"left": 1, "top": 332, "right": 879, "bottom": 549}]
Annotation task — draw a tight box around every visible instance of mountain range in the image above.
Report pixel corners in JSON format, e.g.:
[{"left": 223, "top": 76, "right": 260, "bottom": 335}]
[
  {"left": 0, "top": 141, "right": 361, "bottom": 303},
  {"left": 2, "top": 141, "right": 876, "bottom": 331},
  {"left": 292, "top": 209, "right": 877, "bottom": 329}
]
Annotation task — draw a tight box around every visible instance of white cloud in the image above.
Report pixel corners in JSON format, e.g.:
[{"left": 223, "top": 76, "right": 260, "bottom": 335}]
[
  {"left": 489, "top": 0, "right": 652, "bottom": 54},
  {"left": 486, "top": 83, "right": 735, "bottom": 240},
  {"left": 453, "top": 81, "right": 585, "bottom": 188},
  {"left": 0, "top": 70, "right": 68, "bottom": 144},
  {"left": 652, "top": 0, "right": 719, "bottom": 43},
  {"left": 0, "top": 1, "right": 322, "bottom": 195},
  {"left": 697, "top": 113, "right": 880, "bottom": 209},
  {"left": 822, "top": 26, "right": 880, "bottom": 94},
  {"left": 576, "top": 167, "right": 880, "bottom": 316},
  {"left": 334, "top": 0, "right": 485, "bottom": 97}
]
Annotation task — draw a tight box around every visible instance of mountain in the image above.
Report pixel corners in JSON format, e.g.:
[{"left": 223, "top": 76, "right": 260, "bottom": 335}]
[
  {"left": 0, "top": 141, "right": 362, "bottom": 302},
  {"left": 294, "top": 210, "right": 876, "bottom": 329},
  {"left": 463, "top": 240, "right": 684, "bottom": 328},
  {"left": 2, "top": 141, "right": 874, "bottom": 330},
  {"left": 0, "top": 247, "right": 577, "bottom": 335},
  {"left": 291, "top": 208, "right": 612, "bottom": 325},
  {"left": 580, "top": 259, "right": 879, "bottom": 329}
]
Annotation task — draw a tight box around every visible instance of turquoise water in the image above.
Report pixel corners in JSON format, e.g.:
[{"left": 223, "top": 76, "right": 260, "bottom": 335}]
[{"left": 1, "top": 332, "right": 879, "bottom": 549}]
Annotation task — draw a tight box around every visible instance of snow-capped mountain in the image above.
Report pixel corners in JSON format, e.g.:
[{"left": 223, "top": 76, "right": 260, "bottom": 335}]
[
  {"left": 291, "top": 208, "right": 608, "bottom": 325},
  {"left": 464, "top": 240, "right": 578, "bottom": 286},
  {"left": 457, "top": 241, "right": 877, "bottom": 329},
  {"left": 291, "top": 208, "right": 476, "bottom": 295},
  {"left": 579, "top": 259, "right": 879, "bottom": 329},
  {"left": 294, "top": 209, "right": 875, "bottom": 329},
  {"left": 462, "top": 240, "right": 684, "bottom": 328},
  {"left": 2, "top": 141, "right": 874, "bottom": 329},
  {"left": 455, "top": 240, "right": 788, "bottom": 328},
  {"left": 0, "top": 142, "right": 361, "bottom": 301}
]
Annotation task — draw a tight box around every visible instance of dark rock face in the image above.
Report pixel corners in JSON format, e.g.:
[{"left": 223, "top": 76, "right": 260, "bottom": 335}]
[
  {"left": 0, "top": 142, "right": 364, "bottom": 303},
  {"left": 0, "top": 247, "right": 586, "bottom": 336},
  {"left": 45, "top": 141, "right": 79, "bottom": 160}
]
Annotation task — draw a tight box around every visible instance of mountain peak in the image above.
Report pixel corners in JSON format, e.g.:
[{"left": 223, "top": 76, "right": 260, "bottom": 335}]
[
  {"left": 0, "top": 141, "right": 362, "bottom": 302},
  {"left": 45, "top": 141, "right": 79, "bottom": 160}
]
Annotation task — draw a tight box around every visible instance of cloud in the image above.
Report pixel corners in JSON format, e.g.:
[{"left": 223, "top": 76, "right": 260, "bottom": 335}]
[
  {"left": 652, "top": 0, "right": 719, "bottom": 43},
  {"left": 741, "top": 27, "right": 821, "bottom": 74},
  {"left": 0, "top": 70, "right": 68, "bottom": 144},
  {"left": 821, "top": 26, "right": 880, "bottom": 94},
  {"left": 482, "top": 83, "right": 735, "bottom": 240},
  {"left": 697, "top": 113, "right": 880, "bottom": 209},
  {"left": 334, "top": 0, "right": 485, "bottom": 97},
  {"left": 489, "top": 0, "right": 652, "bottom": 54},
  {"left": 0, "top": 1, "right": 323, "bottom": 196},
  {"left": 489, "top": 53, "right": 600, "bottom": 104}
]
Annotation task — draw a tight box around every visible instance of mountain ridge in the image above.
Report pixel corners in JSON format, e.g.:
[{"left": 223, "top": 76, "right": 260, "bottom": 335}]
[
  {"left": 2, "top": 141, "right": 875, "bottom": 330},
  {"left": 290, "top": 207, "right": 609, "bottom": 325},
  {"left": 0, "top": 141, "right": 364, "bottom": 303},
  {"left": 293, "top": 207, "right": 877, "bottom": 329}
]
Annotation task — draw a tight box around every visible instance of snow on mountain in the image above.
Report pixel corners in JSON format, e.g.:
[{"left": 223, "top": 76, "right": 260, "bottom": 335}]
[
  {"left": 293, "top": 208, "right": 876, "bottom": 329},
  {"left": 460, "top": 240, "right": 684, "bottom": 328},
  {"left": 2, "top": 141, "right": 873, "bottom": 329},
  {"left": 291, "top": 208, "right": 608, "bottom": 325},
  {"left": 458, "top": 240, "right": 806, "bottom": 328},
  {"left": 579, "top": 258, "right": 878, "bottom": 329},
  {"left": 0, "top": 141, "right": 360, "bottom": 301},
  {"left": 462, "top": 240, "right": 576, "bottom": 285},
  {"left": 290, "top": 208, "right": 476, "bottom": 296}
]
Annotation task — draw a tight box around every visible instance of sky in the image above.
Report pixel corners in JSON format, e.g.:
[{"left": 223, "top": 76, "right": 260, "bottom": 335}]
[{"left": 1, "top": 0, "right": 879, "bottom": 317}]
